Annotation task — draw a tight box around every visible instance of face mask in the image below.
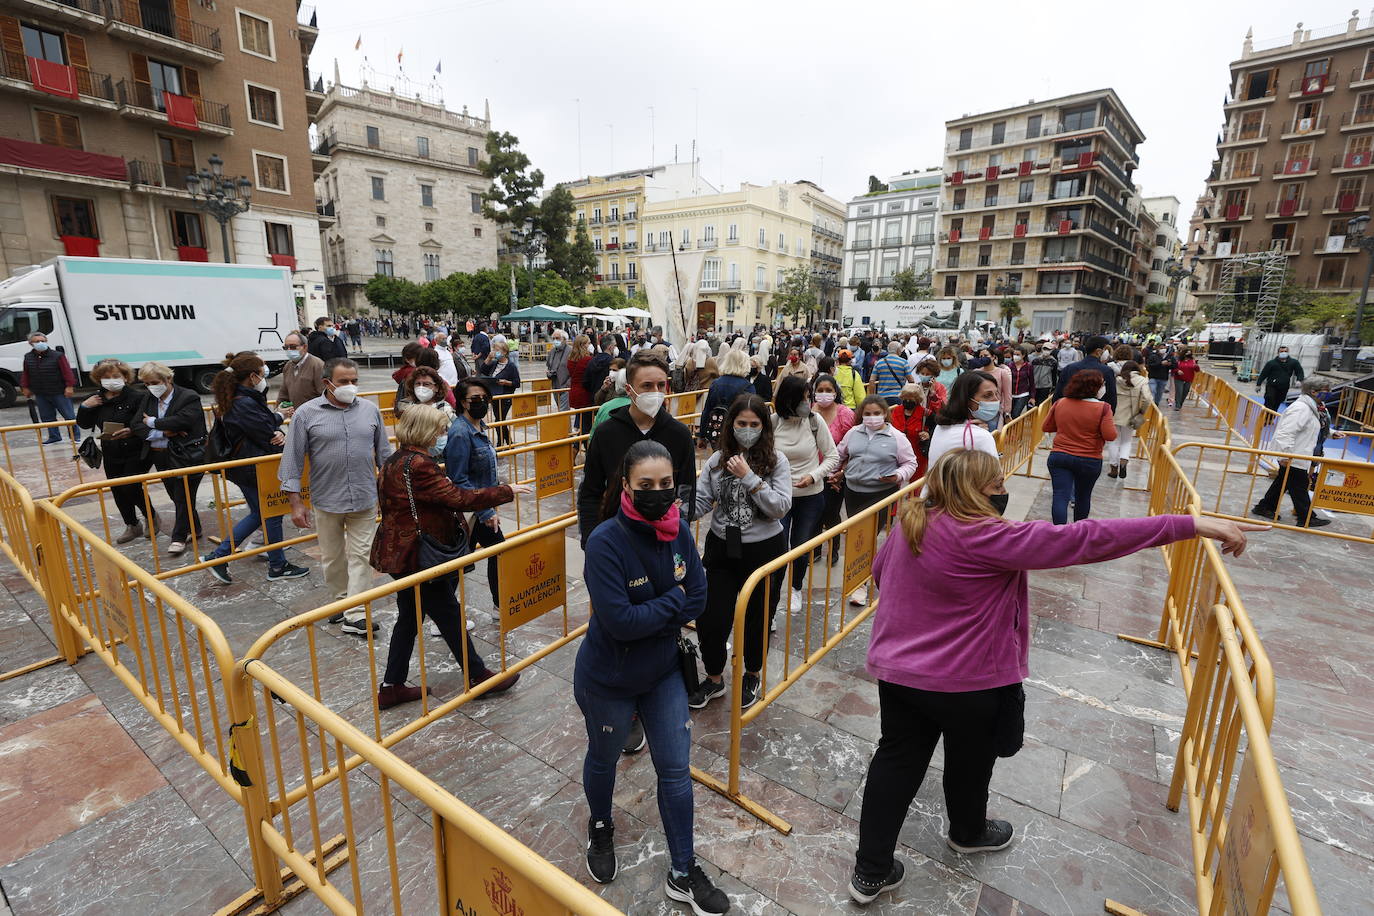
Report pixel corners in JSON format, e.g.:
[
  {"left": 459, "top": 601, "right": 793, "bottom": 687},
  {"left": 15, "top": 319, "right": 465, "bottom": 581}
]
[
  {"left": 331, "top": 383, "right": 359, "bottom": 404},
  {"left": 1096, "top": 386, "right": 1107, "bottom": 399},
  {"left": 989, "top": 492, "right": 1010, "bottom": 516},
  {"left": 630, "top": 487, "right": 676, "bottom": 521},
  {"left": 554, "top": 339, "right": 565, "bottom": 349},
  {"left": 467, "top": 399, "right": 490, "bottom": 420},
  {"left": 101, "top": 378, "right": 126, "bottom": 392},
  {"left": 814, "top": 391, "right": 836, "bottom": 406},
  {"left": 796, "top": 403, "right": 811, "bottom": 418},
  {"left": 326, "top": 327, "right": 336, "bottom": 337},
  {"left": 431, "top": 434, "right": 447, "bottom": 456},
  {"left": 973, "top": 400, "right": 1000, "bottom": 423},
  {"left": 632, "top": 390, "right": 665, "bottom": 416},
  {"left": 1278, "top": 352, "right": 1289, "bottom": 360},
  {"left": 734, "top": 425, "right": 762, "bottom": 447},
  {"left": 1013, "top": 354, "right": 1023, "bottom": 363},
  {"left": 147, "top": 383, "right": 168, "bottom": 398},
  {"left": 414, "top": 386, "right": 435, "bottom": 403},
  {"left": 495, "top": 351, "right": 508, "bottom": 362},
  {"left": 31, "top": 341, "right": 48, "bottom": 352},
  {"left": 940, "top": 358, "right": 953, "bottom": 367},
  {"left": 862, "top": 414, "right": 885, "bottom": 430},
  {"left": 287, "top": 348, "right": 304, "bottom": 361},
  {"left": 254, "top": 377, "right": 268, "bottom": 393}
]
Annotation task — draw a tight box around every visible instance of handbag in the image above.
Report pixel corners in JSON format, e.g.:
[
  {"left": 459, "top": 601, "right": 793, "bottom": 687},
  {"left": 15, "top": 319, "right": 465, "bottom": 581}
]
[
  {"left": 76, "top": 436, "right": 102, "bottom": 469},
  {"left": 677, "top": 634, "right": 701, "bottom": 694},
  {"left": 402, "top": 453, "right": 471, "bottom": 578},
  {"left": 167, "top": 434, "right": 207, "bottom": 468}
]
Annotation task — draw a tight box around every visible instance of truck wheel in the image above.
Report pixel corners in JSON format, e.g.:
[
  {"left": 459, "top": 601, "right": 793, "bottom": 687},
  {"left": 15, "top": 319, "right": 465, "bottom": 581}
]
[
  {"left": 0, "top": 378, "right": 14, "bottom": 409},
  {"left": 190, "top": 366, "right": 220, "bottom": 394}
]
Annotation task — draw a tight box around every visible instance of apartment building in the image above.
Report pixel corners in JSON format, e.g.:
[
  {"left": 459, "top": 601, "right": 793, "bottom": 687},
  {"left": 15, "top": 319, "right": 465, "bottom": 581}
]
[
  {"left": 934, "top": 89, "right": 1147, "bottom": 335},
  {"left": 313, "top": 77, "right": 495, "bottom": 314},
  {"left": 1193, "top": 13, "right": 1374, "bottom": 312},
  {"left": 564, "top": 162, "right": 715, "bottom": 301},
  {"left": 640, "top": 179, "right": 845, "bottom": 331},
  {"left": 0, "top": 0, "right": 322, "bottom": 295},
  {"left": 842, "top": 169, "right": 942, "bottom": 309}
]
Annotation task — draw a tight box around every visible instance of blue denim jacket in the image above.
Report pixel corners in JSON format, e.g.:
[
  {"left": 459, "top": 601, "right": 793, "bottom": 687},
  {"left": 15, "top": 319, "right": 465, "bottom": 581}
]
[{"left": 443, "top": 414, "right": 499, "bottom": 522}]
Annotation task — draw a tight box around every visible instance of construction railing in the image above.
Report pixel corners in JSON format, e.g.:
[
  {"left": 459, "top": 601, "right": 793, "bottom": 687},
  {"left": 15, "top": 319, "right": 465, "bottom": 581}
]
[
  {"left": 0, "top": 466, "right": 68, "bottom": 682},
  {"left": 692, "top": 399, "right": 1051, "bottom": 832},
  {"left": 1334, "top": 383, "right": 1374, "bottom": 433}
]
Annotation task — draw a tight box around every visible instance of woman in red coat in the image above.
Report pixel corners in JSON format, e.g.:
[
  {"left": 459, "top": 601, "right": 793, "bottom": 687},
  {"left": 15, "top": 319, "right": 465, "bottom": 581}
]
[
  {"left": 889, "top": 383, "right": 931, "bottom": 482},
  {"left": 371, "top": 406, "right": 530, "bottom": 708},
  {"left": 566, "top": 334, "right": 594, "bottom": 437}
]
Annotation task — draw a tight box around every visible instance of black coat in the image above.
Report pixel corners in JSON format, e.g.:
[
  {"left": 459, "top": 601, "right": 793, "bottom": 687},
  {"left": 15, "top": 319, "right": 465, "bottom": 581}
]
[
  {"left": 306, "top": 329, "right": 347, "bottom": 362},
  {"left": 218, "top": 385, "right": 284, "bottom": 485},
  {"left": 131, "top": 385, "right": 207, "bottom": 459},
  {"left": 576, "top": 404, "right": 696, "bottom": 546},
  {"left": 75, "top": 387, "right": 144, "bottom": 464}
]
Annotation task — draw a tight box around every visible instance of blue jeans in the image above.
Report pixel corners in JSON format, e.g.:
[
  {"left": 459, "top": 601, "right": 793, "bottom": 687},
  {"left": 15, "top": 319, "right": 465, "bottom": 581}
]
[
  {"left": 1047, "top": 451, "right": 1102, "bottom": 525},
  {"left": 1149, "top": 377, "right": 1168, "bottom": 406},
  {"left": 34, "top": 393, "right": 79, "bottom": 440},
  {"left": 574, "top": 670, "right": 695, "bottom": 873},
  {"left": 780, "top": 491, "right": 824, "bottom": 588},
  {"left": 206, "top": 481, "right": 286, "bottom": 568}
]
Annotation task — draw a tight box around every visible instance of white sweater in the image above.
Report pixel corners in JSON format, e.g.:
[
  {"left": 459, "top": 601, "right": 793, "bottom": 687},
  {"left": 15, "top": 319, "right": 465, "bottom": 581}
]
[{"left": 771, "top": 413, "right": 840, "bottom": 497}]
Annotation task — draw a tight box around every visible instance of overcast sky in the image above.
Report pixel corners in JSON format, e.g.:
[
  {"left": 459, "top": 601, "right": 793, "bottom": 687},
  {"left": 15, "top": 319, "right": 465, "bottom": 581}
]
[{"left": 310, "top": 0, "right": 1352, "bottom": 215}]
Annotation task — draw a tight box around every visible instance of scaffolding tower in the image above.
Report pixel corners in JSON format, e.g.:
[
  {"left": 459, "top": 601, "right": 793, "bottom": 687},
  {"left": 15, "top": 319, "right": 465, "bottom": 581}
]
[{"left": 1209, "top": 250, "right": 1288, "bottom": 330}]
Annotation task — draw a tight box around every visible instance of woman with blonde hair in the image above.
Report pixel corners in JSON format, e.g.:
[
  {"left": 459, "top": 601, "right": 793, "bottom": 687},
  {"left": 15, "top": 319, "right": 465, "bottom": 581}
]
[
  {"left": 846, "top": 448, "right": 1264, "bottom": 905},
  {"left": 76, "top": 358, "right": 157, "bottom": 543}
]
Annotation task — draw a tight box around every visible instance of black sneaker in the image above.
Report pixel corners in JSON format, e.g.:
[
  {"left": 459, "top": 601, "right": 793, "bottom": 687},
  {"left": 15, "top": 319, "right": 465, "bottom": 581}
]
[
  {"left": 202, "top": 553, "right": 231, "bottom": 585},
  {"left": 1250, "top": 506, "right": 1277, "bottom": 521},
  {"left": 586, "top": 817, "right": 617, "bottom": 883},
  {"left": 687, "top": 679, "right": 726, "bottom": 709},
  {"left": 1303, "top": 517, "right": 1332, "bottom": 529},
  {"left": 848, "top": 859, "right": 904, "bottom": 905},
  {"left": 621, "top": 715, "right": 646, "bottom": 754},
  {"left": 329, "top": 612, "right": 346, "bottom": 624},
  {"left": 664, "top": 862, "right": 730, "bottom": 915},
  {"left": 946, "top": 818, "right": 1015, "bottom": 854},
  {"left": 340, "top": 618, "right": 380, "bottom": 637},
  {"left": 740, "top": 673, "right": 760, "bottom": 709},
  {"left": 266, "top": 562, "right": 310, "bottom": 581}
]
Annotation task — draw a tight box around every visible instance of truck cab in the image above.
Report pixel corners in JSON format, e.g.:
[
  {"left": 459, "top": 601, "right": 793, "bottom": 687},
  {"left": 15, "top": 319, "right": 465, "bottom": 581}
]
[{"left": 0, "top": 266, "right": 78, "bottom": 409}]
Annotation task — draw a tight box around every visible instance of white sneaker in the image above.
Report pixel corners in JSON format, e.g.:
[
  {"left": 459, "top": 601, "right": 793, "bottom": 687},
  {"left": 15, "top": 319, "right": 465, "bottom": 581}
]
[
  {"left": 788, "top": 589, "right": 803, "bottom": 613},
  {"left": 849, "top": 585, "right": 868, "bottom": 607}
]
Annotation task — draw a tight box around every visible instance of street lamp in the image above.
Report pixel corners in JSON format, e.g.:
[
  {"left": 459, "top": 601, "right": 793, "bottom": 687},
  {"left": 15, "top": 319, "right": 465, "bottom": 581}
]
[
  {"left": 1341, "top": 213, "right": 1374, "bottom": 370},
  {"left": 184, "top": 154, "right": 251, "bottom": 263},
  {"left": 509, "top": 219, "right": 546, "bottom": 306},
  {"left": 810, "top": 265, "right": 835, "bottom": 328},
  {"left": 1162, "top": 256, "right": 1196, "bottom": 335}
]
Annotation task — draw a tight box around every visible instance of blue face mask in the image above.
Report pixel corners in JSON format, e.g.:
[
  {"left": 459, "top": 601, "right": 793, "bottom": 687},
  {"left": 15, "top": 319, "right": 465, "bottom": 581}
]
[
  {"left": 431, "top": 434, "right": 447, "bottom": 456},
  {"left": 32, "top": 341, "right": 48, "bottom": 351},
  {"left": 973, "top": 400, "right": 1001, "bottom": 423}
]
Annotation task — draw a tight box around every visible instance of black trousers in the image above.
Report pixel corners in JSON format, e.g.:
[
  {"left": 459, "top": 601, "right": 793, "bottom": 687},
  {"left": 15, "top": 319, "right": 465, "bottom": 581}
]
[
  {"left": 470, "top": 518, "right": 506, "bottom": 607},
  {"left": 146, "top": 449, "right": 202, "bottom": 543},
  {"left": 1254, "top": 461, "right": 1312, "bottom": 523},
  {"left": 383, "top": 573, "right": 490, "bottom": 686},
  {"left": 854, "top": 680, "right": 1018, "bottom": 880},
  {"left": 1262, "top": 385, "right": 1286, "bottom": 413},
  {"left": 844, "top": 484, "right": 898, "bottom": 531},
  {"left": 103, "top": 457, "right": 155, "bottom": 527},
  {"left": 697, "top": 531, "right": 786, "bottom": 676}
]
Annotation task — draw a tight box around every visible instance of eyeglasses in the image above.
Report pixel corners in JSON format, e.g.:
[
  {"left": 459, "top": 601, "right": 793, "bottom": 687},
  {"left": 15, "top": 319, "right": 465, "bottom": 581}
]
[{"left": 283, "top": 343, "right": 301, "bottom": 350}]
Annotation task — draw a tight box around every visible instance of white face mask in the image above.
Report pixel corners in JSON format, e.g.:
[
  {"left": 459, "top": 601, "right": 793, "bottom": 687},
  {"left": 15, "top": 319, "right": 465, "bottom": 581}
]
[
  {"left": 862, "top": 414, "right": 885, "bottom": 430},
  {"left": 331, "top": 383, "right": 359, "bottom": 404},
  {"left": 814, "top": 391, "right": 836, "bottom": 406},
  {"left": 631, "top": 389, "right": 665, "bottom": 416},
  {"left": 413, "top": 385, "right": 435, "bottom": 403},
  {"left": 253, "top": 377, "right": 268, "bottom": 393},
  {"left": 100, "top": 378, "right": 126, "bottom": 392},
  {"left": 146, "top": 383, "right": 168, "bottom": 398}
]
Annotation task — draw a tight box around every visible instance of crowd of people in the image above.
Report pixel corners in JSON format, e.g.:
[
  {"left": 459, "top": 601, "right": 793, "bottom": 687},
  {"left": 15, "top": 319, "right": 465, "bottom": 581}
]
[{"left": 48, "top": 316, "right": 1282, "bottom": 915}]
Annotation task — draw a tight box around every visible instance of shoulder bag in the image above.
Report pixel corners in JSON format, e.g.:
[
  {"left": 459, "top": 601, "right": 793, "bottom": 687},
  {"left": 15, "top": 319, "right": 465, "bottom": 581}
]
[{"left": 403, "top": 453, "right": 471, "bottom": 579}]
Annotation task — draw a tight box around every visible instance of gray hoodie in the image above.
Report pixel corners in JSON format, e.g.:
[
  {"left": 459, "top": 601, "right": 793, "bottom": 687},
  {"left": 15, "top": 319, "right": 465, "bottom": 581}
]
[{"left": 693, "top": 449, "right": 792, "bottom": 544}]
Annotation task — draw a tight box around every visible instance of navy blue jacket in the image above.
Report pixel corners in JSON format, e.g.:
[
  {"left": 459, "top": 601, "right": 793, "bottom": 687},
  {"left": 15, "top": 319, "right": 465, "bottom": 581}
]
[
  {"left": 1054, "top": 355, "right": 1118, "bottom": 411},
  {"left": 575, "top": 510, "right": 706, "bottom": 694}
]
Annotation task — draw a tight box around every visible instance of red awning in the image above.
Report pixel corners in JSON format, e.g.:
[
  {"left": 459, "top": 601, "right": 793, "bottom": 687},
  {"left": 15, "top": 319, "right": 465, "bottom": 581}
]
[
  {"left": 164, "top": 92, "right": 199, "bottom": 131},
  {"left": 269, "top": 253, "right": 297, "bottom": 270},
  {"left": 27, "top": 57, "right": 77, "bottom": 99},
  {"left": 61, "top": 236, "right": 100, "bottom": 257},
  {"left": 0, "top": 138, "right": 127, "bottom": 180}
]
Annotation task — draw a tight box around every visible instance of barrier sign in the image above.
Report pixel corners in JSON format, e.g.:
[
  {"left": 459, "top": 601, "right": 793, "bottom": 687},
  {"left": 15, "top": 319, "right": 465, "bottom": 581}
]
[
  {"left": 1313, "top": 464, "right": 1374, "bottom": 515},
  {"left": 511, "top": 393, "right": 537, "bottom": 421},
  {"left": 532, "top": 377, "right": 553, "bottom": 408},
  {"left": 438, "top": 816, "right": 573, "bottom": 916},
  {"left": 92, "top": 550, "right": 136, "bottom": 648},
  {"left": 535, "top": 442, "right": 573, "bottom": 497},
  {"left": 497, "top": 527, "right": 565, "bottom": 632},
  {"left": 1219, "top": 753, "right": 1275, "bottom": 915},
  {"left": 842, "top": 512, "right": 878, "bottom": 599},
  {"left": 257, "top": 456, "right": 310, "bottom": 520},
  {"left": 539, "top": 413, "right": 567, "bottom": 443}
]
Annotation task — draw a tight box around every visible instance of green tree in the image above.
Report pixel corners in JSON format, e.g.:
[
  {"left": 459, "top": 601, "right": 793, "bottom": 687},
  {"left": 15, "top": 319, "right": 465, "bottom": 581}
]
[
  {"left": 363, "top": 275, "right": 421, "bottom": 314},
  {"left": 530, "top": 270, "right": 577, "bottom": 307},
  {"left": 1143, "top": 300, "right": 1171, "bottom": 330},
  {"left": 585, "top": 286, "right": 629, "bottom": 311},
  {"left": 479, "top": 131, "right": 544, "bottom": 230},
  {"left": 855, "top": 280, "right": 871, "bottom": 302},
  {"left": 627, "top": 287, "right": 649, "bottom": 308},
  {"left": 998, "top": 296, "right": 1021, "bottom": 331},
  {"left": 537, "top": 184, "right": 586, "bottom": 283},
  {"left": 772, "top": 266, "right": 818, "bottom": 324},
  {"left": 560, "top": 218, "right": 598, "bottom": 289},
  {"left": 867, "top": 175, "right": 888, "bottom": 193}
]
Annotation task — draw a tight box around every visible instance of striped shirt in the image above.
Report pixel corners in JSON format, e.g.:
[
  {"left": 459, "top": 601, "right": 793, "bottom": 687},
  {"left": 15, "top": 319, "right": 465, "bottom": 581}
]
[{"left": 278, "top": 394, "right": 393, "bottom": 514}]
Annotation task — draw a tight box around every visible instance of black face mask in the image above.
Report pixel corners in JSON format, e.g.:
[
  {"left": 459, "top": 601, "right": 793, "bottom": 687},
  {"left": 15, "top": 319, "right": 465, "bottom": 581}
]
[
  {"left": 989, "top": 493, "right": 1010, "bottom": 516},
  {"left": 631, "top": 487, "right": 675, "bottom": 521},
  {"left": 902, "top": 400, "right": 919, "bottom": 411},
  {"left": 467, "top": 399, "right": 490, "bottom": 420}
]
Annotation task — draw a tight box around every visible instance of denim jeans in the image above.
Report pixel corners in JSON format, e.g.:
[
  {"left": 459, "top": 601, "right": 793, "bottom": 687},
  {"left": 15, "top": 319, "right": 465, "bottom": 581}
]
[
  {"left": 574, "top": 669, "right": 695, "bottom": 873},
  {"left": 1173, "top": 379, "right": 1192, "bottom": 409},
  {"left": 206, "top": 481, "right": 286, "bottom": 568},
  {"left": 34, "top": 393, "right": 79, "bottom": 440},
  {"left": 779, "top": 491, "right": 825, "bottom": 588},
  {"left": 1010, "top": 394, "right": 1031, "bottom": 418},
  {"left": 1149, "top": 377, "right": 1169, "bottom": 406},
  {"left": 1047, "top": 451, "right": 1103, "bottom": 525}
]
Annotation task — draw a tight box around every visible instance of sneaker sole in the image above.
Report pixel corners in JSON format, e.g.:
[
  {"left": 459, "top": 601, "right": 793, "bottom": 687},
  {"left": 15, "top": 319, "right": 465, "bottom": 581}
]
[
  {"left": 687, "top": 687, "right": 725, "bottom": 710},
  {"left": 621, "top": 735, "right": 647, "bottom": 754},
  {"left": 340, "top": 625, "right": 375, "bottom": 636},
  {"left": 266, "top": 570, "right": 310, "bottom": 581},
  {"left": 586, "top": 850, "right": 617, "bottom": 885},
  {"left": 945, "top": 833, "right": 1014, "bottom": 854},
  {"left": 664, "top": 879, "right": 727, "bottom": 916},
  {"left": 848, "top": 870, "right": 905, "bottom": 905}
]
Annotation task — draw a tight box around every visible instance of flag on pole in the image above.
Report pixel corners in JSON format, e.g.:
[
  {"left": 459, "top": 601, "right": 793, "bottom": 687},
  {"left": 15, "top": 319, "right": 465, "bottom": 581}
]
[
  {"left": 509, "top": 266, "right": 518, "bottom": 309},
  {"left": 435, "top": 60, "right": 442, "bottom": 74},
  {"left": 354, "top": 35, "right": 361, "bottom": 50}
]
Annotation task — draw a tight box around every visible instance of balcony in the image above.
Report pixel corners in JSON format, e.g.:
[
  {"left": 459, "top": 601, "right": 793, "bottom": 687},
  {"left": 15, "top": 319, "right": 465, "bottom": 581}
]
[
  {"left": 315, "top": 198, "right": 336, "bottom": 226},
  {"left": 1086, "top": 218, "right": 1133, "bottom": 249},
  {"left": 0, "top": 50, "right": 116, "bottom": 109},
  {"left": 911, "top": 233, "right": 935, "bottom": 245},
  {"left": 880, "top": 235, "right": 903, "bottom": 247},
  {"left": 0, "top": 136, "right": 130, "bottom": 185},
  {"left": 1314, "top": 236, "right": 1359, "bottom": 254},
  {"left": 758, "top": 239, "right": 769, "bottom": 250},
  {"left": 1264, "top": 197, "right": 1310, "bottom": 217},
  {"left": 606, "top": 214, "right": 620, "bottom": 224},
  {"left": 1224, "top": 84, "right": 1278, "bottom": 108},
  {"left": 722, "top": 279, "right": 742, "bottom": 291},
  {"left": 1273, "top": 156, "right": 1320, "bottom": 177},
  {"left": 1333, "top": 150, "right": 1374, "bottom": 172},
  {"left": 1208, "top": 202, "right": 1255, "bottom": 222},
  {"left": 623, "top": 211, "right": 637, "bottom": 221},
  {"left": 696, "top": 238, "right": 717, "bottom": 249},
  {"left": 621, "top": 241, "right": 637, "bottom": 251},
  {"left": 1218, "top": 125, "right": 1270, "bottom": 147},
  {"left": 1267, "top": 236, "right": 1304, "bottom": 254},
  {"left": 1093, "top": 186, "right": 1134, "bottom": 222},
  {"left": 106, "top": 0, "right": 223, "bottom": 63},
  {"left": 754, "top": 280, "right": 771, "bottom": 292},
  {"left": 812, "top": 223, "right": 843, "bottom": 242},
  {"left": 588, "top": 217, "right": 602, "bottom": 226},
  {"left": 1339, "top": 110, "right": 1374, "bottom": 132},
  {"left": 1210, "top": 161, "right": 1265, "bottom": 184},
  {"left": 5, "top": 0, "right": 104, "bottom": 29},
  {"left": 850, "top": 238, "right": 872, "bottom": 250},
  {"left": 304, "top": 73, "right": 325, "bottom": 118},
  {"left": 1321, "top": 191, "right": 1372, "bottom": 214},
  {"left": 296, "top": 5, "right": 318, "bottom": 46},
  {"left": 945, "top": 117, "right": 1137, "bottom": 158},
  {"left": 1280, "top": 114, "right": 1328, "bottom": 140},
  {"left": 725, "top": 236, "right": 739, "bottom": 245},
  {"left": 1288, "top": 71, "right": 1337, "bottom": 98},
  {"left": 116, "top": 80, "right": 232, "bottom": 135},
  {"left": 605, "top": 242, "right": 619, "bottom": 250}
]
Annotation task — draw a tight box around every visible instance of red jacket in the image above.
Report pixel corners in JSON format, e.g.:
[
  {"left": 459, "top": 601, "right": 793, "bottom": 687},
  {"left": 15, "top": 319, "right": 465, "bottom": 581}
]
[
  {"left": 1172, "top": 359, "right": 1199, "bottom": 383},
  {"left": 890, "top": 403, "right": 930, "bottom": 480},
  {"left": 370, "top": 446, "right": 513, "bottom": 575}
]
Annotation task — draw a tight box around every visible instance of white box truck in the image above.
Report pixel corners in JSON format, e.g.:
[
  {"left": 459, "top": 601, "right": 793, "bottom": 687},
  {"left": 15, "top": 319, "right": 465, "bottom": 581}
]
[{"left": 0, "top": 256, "right": 296, "bottom": 407}]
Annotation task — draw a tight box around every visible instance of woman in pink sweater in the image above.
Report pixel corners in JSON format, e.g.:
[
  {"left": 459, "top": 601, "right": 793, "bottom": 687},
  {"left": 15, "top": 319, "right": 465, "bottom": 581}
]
[{"left": 846, "top": 448, "right": 1262, "bottom": 906}]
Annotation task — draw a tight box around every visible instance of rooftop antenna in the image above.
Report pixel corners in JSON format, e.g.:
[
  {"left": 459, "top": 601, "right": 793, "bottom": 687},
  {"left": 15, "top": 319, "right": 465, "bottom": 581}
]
[
  {"left": 574, "top": 98, "right": 582, "bottom": 177},
  {"left": 649, "top": 106, "right": 655, "bottom": 165},
  {"left": 607, "top": 123, "right": 614, "bottom": 172}
]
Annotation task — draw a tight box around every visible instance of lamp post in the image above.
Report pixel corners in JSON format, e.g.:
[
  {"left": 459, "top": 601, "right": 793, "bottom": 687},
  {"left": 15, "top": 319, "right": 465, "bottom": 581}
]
[
  {"left": 810, "top": 265, "right": 835, "bottom": 329},
  {"left": 994, "top": 275, "right": 1017, "bottom": 337},
  {"left": 184, "top": 154, "right": 251, "bottom": 263},
  {"left": 1162, "top": 256, "right": 1196, "bottom": 336},
  {"left": 1341, "top": 213, "right": 1374, "bottom": 371},
  {"left": 510, "top": 219, "right": 546, "bottom": 306}
]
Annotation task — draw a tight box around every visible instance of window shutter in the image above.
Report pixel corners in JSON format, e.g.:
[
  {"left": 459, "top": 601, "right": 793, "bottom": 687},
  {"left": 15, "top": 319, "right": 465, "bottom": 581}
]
[
  {"left": 130, "top": 52, "right": 150, "bottom": 86},
  {"left": 66, "top": 34, "right": 88, "bottom": 72},
  {"left": 173, "top": 0, "right": 192, "bottom": 42},
  {"left": 0, "top": 16, "right": 23, "bottom": 75},
  {"left": 57, "top": 112, "right": 82, "bottom": 149},
  {"left": 36, "top": 109, "right": 60, "bottom": 146},
  {"left": 182, "top": 65, "right": 201, "bottom": 98}
]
